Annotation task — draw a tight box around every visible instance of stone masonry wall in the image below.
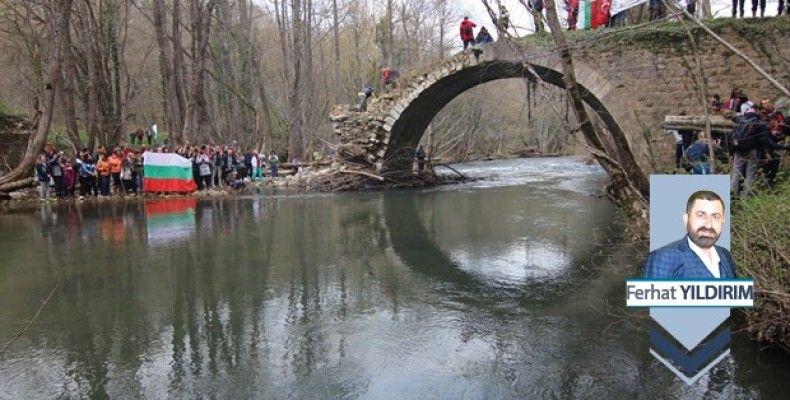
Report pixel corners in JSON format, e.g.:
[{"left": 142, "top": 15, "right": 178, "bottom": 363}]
[{"left": 331, "top": 18, "right": 790, "bottom": 172}]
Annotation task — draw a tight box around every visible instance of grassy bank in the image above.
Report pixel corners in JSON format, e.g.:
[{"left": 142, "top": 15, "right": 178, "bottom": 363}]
[{"left": 731, "top": 179, "right": 789, "bottom": 353}]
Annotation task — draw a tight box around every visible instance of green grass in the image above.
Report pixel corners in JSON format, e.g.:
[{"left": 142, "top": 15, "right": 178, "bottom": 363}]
[
  {"left": 731, "top": 176, "right": 789, "bottom": 353},
  {"left": 516, "top": 16, "right": 790, "bottom": 53}
]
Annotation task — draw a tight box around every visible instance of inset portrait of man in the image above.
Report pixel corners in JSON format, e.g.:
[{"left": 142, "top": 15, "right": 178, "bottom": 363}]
[{"left": 643, "top": 190, "right": 737, "bottom": 278}]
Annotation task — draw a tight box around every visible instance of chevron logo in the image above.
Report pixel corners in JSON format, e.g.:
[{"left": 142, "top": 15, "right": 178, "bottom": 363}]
[{"left": 648, "top": 308, "right": 731, "bottom": 384}]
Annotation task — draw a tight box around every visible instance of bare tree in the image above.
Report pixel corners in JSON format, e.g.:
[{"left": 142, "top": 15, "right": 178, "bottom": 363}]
[{"left": 0, "top": 0, "right": 70, "bottom": 189}]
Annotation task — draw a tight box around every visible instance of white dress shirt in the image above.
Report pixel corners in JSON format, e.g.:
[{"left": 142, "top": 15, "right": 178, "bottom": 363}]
[{"left": 687, "top": 237, "right": 721, "bottom": 278}]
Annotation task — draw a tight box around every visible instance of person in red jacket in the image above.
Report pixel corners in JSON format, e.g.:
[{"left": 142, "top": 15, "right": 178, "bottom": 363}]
[{"left": 460, "top": 17, "right": 476, "bottom": 49}]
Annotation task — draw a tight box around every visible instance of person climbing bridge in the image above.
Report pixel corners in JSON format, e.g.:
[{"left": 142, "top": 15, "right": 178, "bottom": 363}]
[
  {"left": 354, "top": 86, "right": 374, "bottom": 111},
  {"left": 460, "top": 16, "right": 477, "bottom": 50},
  {"left": 381, "top": 67, "right": 399, "bottom": 90}
]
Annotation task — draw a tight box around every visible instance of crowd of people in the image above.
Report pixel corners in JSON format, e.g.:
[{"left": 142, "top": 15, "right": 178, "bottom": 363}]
[
  {"left": 32, "top": 140, "right": 305, "bottom": 201},
  {"left": 669, "top": 90, "right": 788, "bottom": 199}
]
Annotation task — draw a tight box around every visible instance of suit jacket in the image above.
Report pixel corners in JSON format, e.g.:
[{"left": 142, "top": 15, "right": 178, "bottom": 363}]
[{"left": 643, "top": 237, "right": 737, "bottom": 279}]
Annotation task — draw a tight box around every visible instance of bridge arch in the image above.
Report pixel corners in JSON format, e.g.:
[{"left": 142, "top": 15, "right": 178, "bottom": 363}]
[
  {"left": 331, "top": 47, "right": 623, "bottom": 172},
  {"left": 384, "top": 56, "right": 623, "bottom": 171}
]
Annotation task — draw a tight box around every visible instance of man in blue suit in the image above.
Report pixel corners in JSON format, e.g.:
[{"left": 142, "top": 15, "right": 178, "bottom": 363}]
[{"left": 644, "top": 190, "right": 737, "bottom": 278}]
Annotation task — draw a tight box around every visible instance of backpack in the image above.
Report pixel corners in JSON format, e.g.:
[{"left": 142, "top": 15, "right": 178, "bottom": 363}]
[{"left": 726, "top": 116, "right": 760, "bottom": 154}]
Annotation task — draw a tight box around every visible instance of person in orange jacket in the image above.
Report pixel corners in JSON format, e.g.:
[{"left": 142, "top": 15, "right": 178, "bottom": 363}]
[
  {"left": 107, "top": 148, "right": 123, "bottom": 195},
  {"left": 96, "top": 154, "right": 112, "bottom": 196}
]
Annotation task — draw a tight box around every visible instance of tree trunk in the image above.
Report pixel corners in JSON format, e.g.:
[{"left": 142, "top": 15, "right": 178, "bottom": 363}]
[
  {"left": 182, "top": 0, "right": 216, "bottom": 145},
  {"left": 543, "top": 0, "right": 648, "bottom": 234},
  {"left": 152, "top": 0, "right": 180, "bottom": 144},
  {"left": 332, "top": 0, "right": 341, "bottom": 102},
  {"left": 58, "top": 10, "right": 83, "bottom": 152},
  {"left": 0, "top": 0, "right": 70, "bottom": 186},
  {"left": 287, "top": 0, "right": 305, "bottom": 160}
]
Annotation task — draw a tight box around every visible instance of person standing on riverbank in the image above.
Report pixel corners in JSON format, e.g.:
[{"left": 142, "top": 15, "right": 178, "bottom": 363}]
[
  {"left": 97, "top": 154, "right": 111, "bottom": 197},
  {"left": 46, "top": 148, "right": 65, "bottom": 198},
  {"left": 251, "top": 149, "right": 262, "bottom": 181},
  {"left": 730, "top": 104, "right": 769, "bottom": 199},
  {"left": 79, "top": 155, "right": 98, "bottom": 199},
  {"left": 121, "top": 154, "right": 136, "bottom": 195},
  {"left": 196, "top": 149, "right": 213, "bottom": 190},
  {"left": 35, "top": 155, "right": 50, "bottom": 201},
  {"left": 108, "top": 149, "right": 123, "bottom": 195},
  {"left": 269, "top": 153, "right": 280, "bottom": 177},
  {"left": 415, "top": 145, "right": 427, "bottom": 172},
  {"left": 63, "top": 156, "right": 76, "bottom": 197}
]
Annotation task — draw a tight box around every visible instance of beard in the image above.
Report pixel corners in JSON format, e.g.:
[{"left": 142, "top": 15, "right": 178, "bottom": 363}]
[{"left": 687, "top": 224, "right": 720, "bottom": 248}]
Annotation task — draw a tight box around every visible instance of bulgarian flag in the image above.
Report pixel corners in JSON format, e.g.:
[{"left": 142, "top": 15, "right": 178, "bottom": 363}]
[
  {"left": 143, "top": 152, "right": 197, "bottom": 192},
  {"left": 575, "top": 0, "right": 611, "bottom": 30}
]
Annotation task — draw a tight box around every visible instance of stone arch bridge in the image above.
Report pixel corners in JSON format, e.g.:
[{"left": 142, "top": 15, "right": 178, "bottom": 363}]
[{"left": 329, "top": 19, "right": 789, "bottom": 173}]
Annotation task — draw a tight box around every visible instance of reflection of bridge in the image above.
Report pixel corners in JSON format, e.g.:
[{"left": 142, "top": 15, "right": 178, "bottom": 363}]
[
  {"left": 331, "top": 19, "right": 789, "bottom": 172},
  {"left": 382, "top": 191, "right": 620, "bottom": 301}
]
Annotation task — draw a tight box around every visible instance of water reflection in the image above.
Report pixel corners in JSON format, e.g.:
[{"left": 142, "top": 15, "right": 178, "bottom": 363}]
[
  {"left": 0, "top": 161, "right": 788, "bottom": 398},
  {"left": 145, "top": 199, "right": 197, "bottom": 246}
]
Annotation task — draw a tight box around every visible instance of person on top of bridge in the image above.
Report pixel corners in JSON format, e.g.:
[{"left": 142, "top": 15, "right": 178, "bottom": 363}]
[
  {"left": 475, "top": 27, "right": 493, "bottom": 45},
  {"left": 733, "top": 0, "right": 746, "bottom": 17},
  {"left": 527, "top": 0, "right": 545, "bottom": 33},
  {"left": 496, "top": 4, "right": 510, "bottom": 34},
  {"left": 460, "top": 17, "right": 477, "bottom": 50},
  {"left": 751, "top": 0, "right": 767, "bottom": 17}
]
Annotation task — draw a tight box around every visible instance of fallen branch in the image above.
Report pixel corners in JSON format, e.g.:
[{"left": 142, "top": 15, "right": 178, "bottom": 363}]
[
  {"left": 0, "top": 177, "right": 35, "bottom": 193},
  {"left": 335, "top": 169, "right": 385, "bottom": 182},
  {"left": 680, "top": 8, "right": 789, "bottom": 98},
  {"left": 0, "top": 285, "right": 58, "bottom": 356},
  {"left": 435, "top": 163, "right": 467, "bottom": 178}
]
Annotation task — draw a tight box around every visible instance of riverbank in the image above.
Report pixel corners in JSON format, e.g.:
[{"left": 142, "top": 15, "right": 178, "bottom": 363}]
[
  {"left": 1, "top": 165, "right": 471, "bottom": 210},
  {"left": 731, "top": 179, "right": 789, "bottom": 354}
]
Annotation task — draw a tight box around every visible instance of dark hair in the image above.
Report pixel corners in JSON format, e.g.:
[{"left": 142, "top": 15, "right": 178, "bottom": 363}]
[{"left": 686, "top": 190, "right": 724, "bottom": 213}]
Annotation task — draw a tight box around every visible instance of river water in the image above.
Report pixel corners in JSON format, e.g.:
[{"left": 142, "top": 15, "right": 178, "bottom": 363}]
[{"left": 0, "top": 158, "right": 786, "bottom": 399}]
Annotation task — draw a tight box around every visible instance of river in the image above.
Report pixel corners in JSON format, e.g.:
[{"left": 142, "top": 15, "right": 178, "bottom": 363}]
[{"left": 0, "top": 157, "right": 786, "bottom": 399}]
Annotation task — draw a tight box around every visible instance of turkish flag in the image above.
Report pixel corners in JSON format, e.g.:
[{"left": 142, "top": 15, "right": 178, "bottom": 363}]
[{"left": 591, "top": 0, "right": 611, "bottom": 28}]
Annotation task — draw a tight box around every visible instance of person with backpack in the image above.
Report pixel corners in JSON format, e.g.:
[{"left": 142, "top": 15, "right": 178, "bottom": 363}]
[
  {"left": 381, "top": 67, "right": 399, "bottom": 90},
  {"left": 683, "top": 133, "right": 717, "bottom": 174},
  {"left": 729, "top": 104, "right": 786, "bottom": 199},
  {"left": 460, "top": 17, "right": 477, "bottom": 50},
  {"left": 760, "top": 100, "right": 788, "bottom": 189}
]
